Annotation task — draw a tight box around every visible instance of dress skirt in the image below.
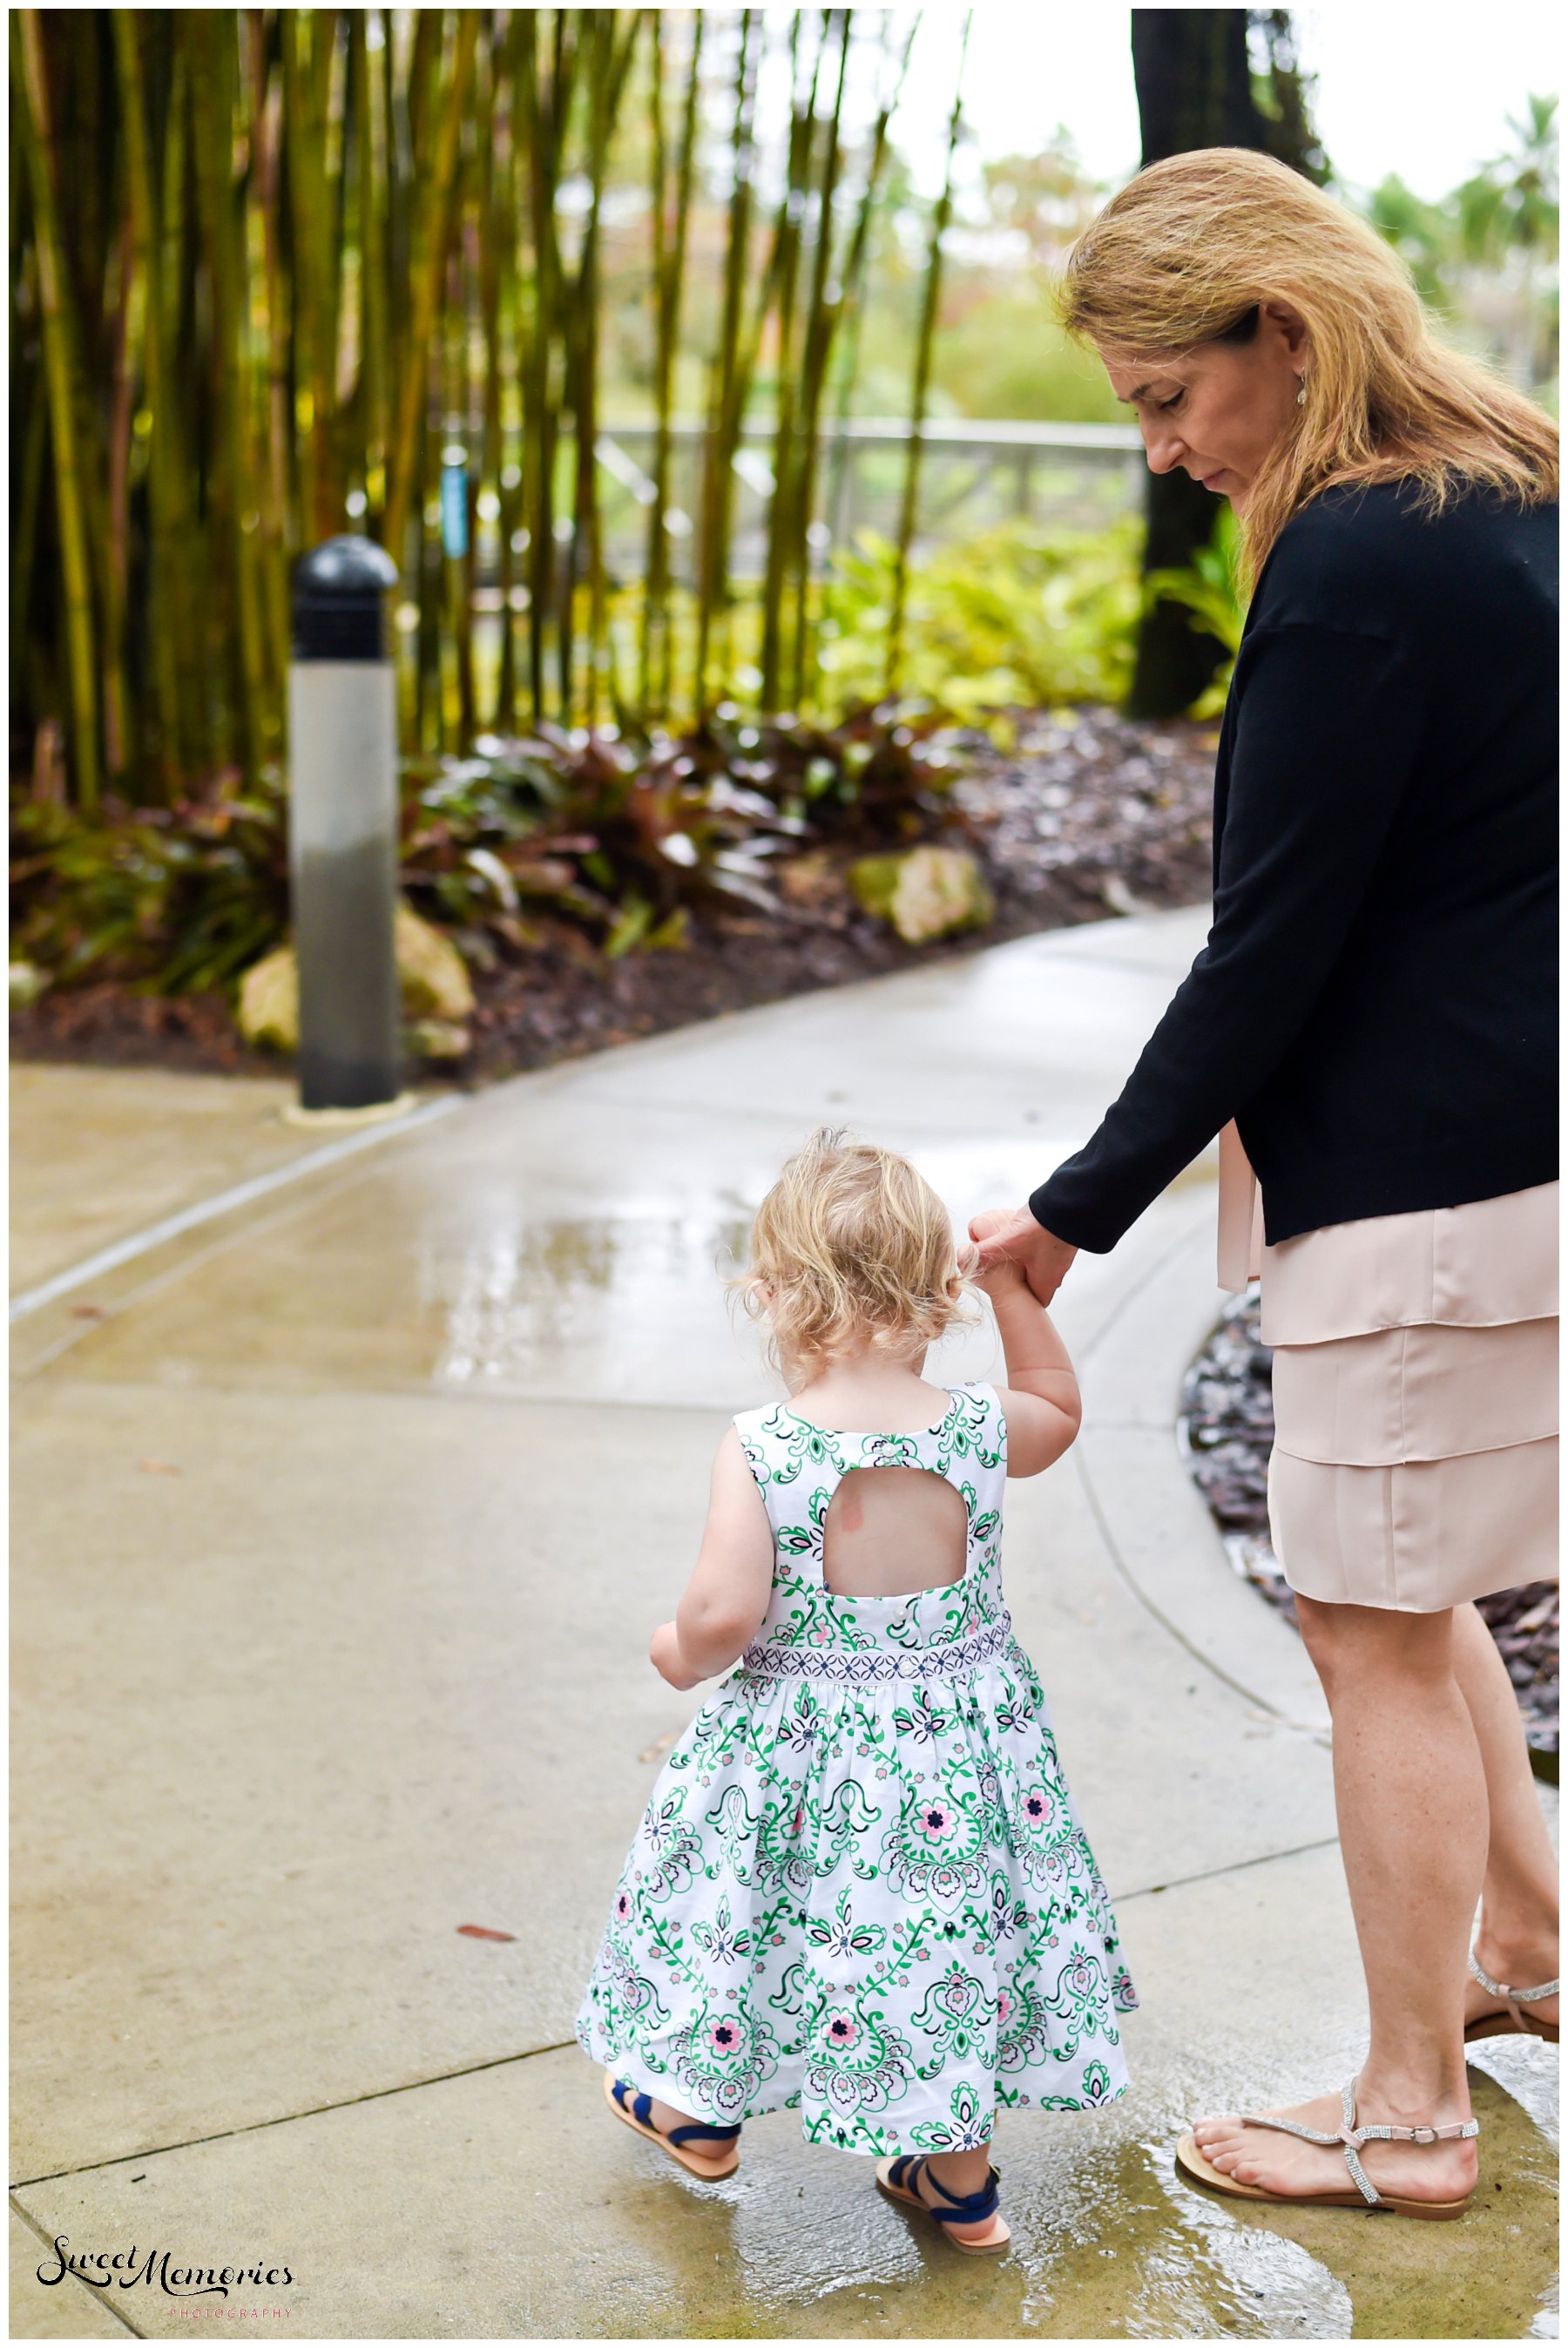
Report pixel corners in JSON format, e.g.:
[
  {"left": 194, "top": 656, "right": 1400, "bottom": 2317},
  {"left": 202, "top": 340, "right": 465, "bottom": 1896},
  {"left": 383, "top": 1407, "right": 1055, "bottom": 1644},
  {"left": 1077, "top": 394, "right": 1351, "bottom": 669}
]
[{"left": 1216, "top": 1126, "right": 1558, "bottom": 1612}]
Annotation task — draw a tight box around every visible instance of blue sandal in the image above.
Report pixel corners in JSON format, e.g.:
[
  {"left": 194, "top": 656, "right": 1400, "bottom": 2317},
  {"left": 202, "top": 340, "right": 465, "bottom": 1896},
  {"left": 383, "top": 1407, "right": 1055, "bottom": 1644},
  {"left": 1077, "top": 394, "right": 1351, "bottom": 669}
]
[
  {"left": 603, "top": 2071, "right": 741, "bottom": 2178},
  {"left": 875, "top": 2153, "right": 1010, "bottom": 2254}
]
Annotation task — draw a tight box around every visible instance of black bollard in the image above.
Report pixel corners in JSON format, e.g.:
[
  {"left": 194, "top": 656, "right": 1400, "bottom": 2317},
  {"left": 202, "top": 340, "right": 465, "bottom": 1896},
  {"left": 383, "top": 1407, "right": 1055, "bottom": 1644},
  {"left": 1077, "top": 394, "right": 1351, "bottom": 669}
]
[{"left": 287, "top": 536, "right": 402, "bottom": 1110}]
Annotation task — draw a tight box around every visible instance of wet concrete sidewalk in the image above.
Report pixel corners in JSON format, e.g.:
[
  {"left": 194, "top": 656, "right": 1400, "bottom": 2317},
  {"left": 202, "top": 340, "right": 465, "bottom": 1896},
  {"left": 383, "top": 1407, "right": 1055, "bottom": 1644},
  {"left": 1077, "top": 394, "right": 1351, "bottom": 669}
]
[{"left": 10, "top": 906, "right": 1558, "bottom": 2340}]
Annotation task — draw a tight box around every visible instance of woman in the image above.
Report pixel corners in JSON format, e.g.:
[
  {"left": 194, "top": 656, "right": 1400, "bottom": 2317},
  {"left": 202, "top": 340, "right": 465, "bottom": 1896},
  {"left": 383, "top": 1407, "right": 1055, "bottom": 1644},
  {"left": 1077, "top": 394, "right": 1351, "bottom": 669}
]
[{"left": 973, "top": 147, "right": 1558, "bottom": 2219}]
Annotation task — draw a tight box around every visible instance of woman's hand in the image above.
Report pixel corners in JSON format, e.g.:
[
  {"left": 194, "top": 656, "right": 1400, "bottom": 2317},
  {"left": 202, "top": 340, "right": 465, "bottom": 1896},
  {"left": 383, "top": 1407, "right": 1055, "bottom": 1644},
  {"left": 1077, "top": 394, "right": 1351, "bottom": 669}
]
[
  {"left": 969, "top": 1207, "right": 1078, "bottom": 1307},
  {"left": 650, "top": 1621, "right": 700, "bottom": 1690}
]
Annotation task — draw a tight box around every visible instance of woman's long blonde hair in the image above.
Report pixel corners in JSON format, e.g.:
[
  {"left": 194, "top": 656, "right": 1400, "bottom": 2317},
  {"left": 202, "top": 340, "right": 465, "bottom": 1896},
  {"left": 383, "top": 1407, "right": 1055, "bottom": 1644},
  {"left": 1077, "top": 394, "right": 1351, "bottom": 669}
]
[
  {"left": 732, "top": 1130, "right": 971, "bottom": 1378},
  {"left": 1059, "top": 147, "right": 1558, "bottom": 577}
]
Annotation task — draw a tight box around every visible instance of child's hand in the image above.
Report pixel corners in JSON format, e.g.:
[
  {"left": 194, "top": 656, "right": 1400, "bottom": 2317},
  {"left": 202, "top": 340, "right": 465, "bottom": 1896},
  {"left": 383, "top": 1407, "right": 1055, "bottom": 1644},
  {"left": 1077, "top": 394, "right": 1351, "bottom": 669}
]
[
  {"left": 960, "top": 1232, "right": 1030, "bottom": 1301},
  {"left": 650, "top": 1620, "right": 700, "bottom": 1690}
]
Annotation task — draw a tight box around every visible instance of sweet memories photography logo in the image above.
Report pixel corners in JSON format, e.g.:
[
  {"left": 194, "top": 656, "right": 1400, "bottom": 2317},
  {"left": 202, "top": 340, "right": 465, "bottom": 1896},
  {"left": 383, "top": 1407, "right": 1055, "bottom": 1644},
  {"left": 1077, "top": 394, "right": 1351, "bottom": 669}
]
[{"left": 37, "top": 2236, "right": 294, "bottom": 2304}]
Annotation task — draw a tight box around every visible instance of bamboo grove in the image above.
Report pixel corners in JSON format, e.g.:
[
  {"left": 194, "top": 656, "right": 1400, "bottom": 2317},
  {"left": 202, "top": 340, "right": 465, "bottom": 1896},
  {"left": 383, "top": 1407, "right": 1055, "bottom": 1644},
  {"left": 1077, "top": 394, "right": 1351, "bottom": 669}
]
[{"left": 10, "top": 9, "right": 972, "bottom": 812}]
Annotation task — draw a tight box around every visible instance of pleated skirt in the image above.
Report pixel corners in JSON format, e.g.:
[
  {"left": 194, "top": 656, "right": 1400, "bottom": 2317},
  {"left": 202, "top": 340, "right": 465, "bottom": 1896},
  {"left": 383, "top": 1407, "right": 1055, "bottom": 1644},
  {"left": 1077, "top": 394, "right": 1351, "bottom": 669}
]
[{"left": 1217, "top": 1128, "right": 1558, "bottom": 1612}]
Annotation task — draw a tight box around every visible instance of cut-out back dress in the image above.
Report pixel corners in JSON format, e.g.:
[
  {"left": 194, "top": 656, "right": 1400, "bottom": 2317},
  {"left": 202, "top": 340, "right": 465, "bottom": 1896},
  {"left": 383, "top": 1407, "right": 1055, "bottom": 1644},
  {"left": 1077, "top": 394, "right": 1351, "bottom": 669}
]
[{"left": 576, "top": 1380, "right": 1136, "bottom": 2155}]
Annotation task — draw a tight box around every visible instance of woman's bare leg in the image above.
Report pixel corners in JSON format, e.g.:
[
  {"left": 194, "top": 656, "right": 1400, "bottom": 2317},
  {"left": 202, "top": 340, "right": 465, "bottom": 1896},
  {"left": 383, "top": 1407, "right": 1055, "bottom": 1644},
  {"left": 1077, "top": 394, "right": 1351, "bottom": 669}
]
[
  {"left": 1451, "top": 1600, "right": 1559, "bottom": 2030},
  {"left": 1193, "top": 1599, "right": 1483, "bottom": 2203}
]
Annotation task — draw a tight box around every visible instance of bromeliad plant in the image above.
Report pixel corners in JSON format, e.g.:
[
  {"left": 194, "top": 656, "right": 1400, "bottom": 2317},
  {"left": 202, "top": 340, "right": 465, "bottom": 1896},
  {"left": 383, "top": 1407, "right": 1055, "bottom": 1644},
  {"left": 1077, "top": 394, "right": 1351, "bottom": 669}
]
[{"left": 401, "top": 706, "right": 962, "bottom": 956}]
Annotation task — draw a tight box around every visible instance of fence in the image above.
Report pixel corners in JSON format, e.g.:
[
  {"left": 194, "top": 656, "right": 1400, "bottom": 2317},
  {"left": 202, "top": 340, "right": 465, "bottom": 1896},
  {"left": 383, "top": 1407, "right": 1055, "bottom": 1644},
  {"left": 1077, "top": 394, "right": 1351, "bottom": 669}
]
[{"left": 463, "top": 420, "right": 1146, "bottom": 625}]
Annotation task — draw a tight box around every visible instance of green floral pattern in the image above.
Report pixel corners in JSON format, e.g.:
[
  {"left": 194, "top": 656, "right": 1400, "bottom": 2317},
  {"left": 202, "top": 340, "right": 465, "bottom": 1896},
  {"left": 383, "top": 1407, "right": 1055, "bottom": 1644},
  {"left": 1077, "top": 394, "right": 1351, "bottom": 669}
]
[{"left": 578, "top": 1382, "right": 1135, "bottom": 2154}]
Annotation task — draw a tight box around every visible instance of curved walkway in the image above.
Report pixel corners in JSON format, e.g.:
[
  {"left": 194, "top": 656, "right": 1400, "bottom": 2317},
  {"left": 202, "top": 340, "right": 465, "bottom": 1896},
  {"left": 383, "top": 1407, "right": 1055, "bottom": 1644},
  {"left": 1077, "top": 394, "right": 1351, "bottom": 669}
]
[{"left": 10, "top": 907, "right": 1557, "bottom": 2339}]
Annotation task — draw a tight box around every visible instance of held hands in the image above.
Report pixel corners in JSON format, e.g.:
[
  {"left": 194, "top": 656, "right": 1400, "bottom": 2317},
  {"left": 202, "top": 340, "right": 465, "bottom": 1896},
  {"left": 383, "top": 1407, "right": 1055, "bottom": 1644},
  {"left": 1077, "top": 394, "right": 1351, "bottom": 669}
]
[
  {"left": 649, "top": 1620, "right": 701, "bottom": 1691},
  {"left": 968, "top": 1207, "right": 1078, "bottom": 1308}
]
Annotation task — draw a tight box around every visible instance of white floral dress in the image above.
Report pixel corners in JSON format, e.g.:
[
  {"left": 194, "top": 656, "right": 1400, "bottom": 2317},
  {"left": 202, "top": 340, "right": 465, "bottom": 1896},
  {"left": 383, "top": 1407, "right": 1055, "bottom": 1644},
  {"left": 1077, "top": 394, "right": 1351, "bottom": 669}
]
[{"left": 576, "top": 1381, "right": 1136, "bottom": 2155}]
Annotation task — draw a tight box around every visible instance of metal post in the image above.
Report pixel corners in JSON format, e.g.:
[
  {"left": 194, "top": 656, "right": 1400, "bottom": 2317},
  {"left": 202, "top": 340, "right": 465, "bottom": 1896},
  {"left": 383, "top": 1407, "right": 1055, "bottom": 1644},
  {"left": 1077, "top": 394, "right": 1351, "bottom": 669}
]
[{"left": 287, "top": 536, "right": 402, "bottom": 1111}]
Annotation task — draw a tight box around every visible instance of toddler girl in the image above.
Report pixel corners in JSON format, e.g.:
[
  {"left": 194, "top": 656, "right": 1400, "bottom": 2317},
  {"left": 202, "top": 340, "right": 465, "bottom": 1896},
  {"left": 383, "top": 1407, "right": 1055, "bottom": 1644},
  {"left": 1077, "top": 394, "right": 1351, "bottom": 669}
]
[{"left": 576, "top": 1131, "right": 1135, "bottom": 2252}]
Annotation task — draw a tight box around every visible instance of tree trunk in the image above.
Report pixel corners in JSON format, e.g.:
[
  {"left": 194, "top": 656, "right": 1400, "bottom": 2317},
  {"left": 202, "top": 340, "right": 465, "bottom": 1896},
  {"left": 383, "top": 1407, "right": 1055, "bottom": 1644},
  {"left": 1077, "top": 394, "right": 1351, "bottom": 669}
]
[{"left": 1126, "top": 9, "right": 1319, "bottom": 718}]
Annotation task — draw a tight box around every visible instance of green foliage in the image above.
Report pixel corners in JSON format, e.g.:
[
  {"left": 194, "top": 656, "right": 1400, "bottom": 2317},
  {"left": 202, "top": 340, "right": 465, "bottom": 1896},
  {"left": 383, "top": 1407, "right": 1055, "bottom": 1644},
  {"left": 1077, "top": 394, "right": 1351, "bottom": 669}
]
[
  {"left": 10, "top": 710, "right": 960, "bottom": 994},
  {"left": 932, "top": 297, "right": 1125, "bottom": 424},
  {"left": 816, "top": 519, "right": 1144, "bottom": 722},
  {"left": 1457, "top": 96, "right": 1559, "bottom": 267},
  {"left": 10, "top": 779, "right": 291, "bottom": 997},
  {"left": 1143, "top": 505, "right": 1246, "bottom": 719},
  {"left": 1354, "top": 99, "right": 1558, "bottom": 393}
]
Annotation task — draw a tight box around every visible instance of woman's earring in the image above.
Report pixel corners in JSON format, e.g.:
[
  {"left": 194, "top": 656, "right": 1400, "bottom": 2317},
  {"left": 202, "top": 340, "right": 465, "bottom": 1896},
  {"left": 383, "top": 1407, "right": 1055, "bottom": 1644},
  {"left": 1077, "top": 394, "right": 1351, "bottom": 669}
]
[{"left": 1296, "top": 377, "right": 1308, "bottom": 407}]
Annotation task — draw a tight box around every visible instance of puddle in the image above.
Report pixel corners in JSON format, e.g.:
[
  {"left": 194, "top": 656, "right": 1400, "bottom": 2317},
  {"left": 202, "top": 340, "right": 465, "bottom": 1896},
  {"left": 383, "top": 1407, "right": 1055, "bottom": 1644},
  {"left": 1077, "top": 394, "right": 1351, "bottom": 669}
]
[
  {"left": 587, "top": 2067, "right": 1556, "bottom": 2339},
  {"left": 426, "top": 1206, "right": 757, "bottom": 1392},
  {"left": 421, "top": 1143, "right": 1092, "bottom": 1397}
]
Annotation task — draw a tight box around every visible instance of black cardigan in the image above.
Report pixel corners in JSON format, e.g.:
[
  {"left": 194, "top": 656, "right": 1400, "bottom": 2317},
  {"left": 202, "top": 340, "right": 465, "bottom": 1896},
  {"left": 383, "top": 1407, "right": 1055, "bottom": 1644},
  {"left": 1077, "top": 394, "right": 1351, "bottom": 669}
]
[{"left": 1029, "top": 478, "right": 1558, "bottom": 1251}]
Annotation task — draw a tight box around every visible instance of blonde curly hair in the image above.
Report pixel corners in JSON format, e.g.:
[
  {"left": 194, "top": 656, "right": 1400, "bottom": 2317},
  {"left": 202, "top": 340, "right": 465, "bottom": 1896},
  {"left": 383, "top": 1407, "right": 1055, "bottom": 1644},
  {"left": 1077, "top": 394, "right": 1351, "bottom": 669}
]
[
  {"left": 1058, "top": 146, "right": 1558, "bottom": 578},
  {"left": 732, "top": 1130, "right": 972, "bottom": 1377}
]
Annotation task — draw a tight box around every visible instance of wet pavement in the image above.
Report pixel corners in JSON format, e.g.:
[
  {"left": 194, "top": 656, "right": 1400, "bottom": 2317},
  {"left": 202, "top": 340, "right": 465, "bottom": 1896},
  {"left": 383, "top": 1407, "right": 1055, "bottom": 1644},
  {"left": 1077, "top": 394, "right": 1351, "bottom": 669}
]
[{"left": 10, "top": 906, "right": 1558, "bottom": 2339}]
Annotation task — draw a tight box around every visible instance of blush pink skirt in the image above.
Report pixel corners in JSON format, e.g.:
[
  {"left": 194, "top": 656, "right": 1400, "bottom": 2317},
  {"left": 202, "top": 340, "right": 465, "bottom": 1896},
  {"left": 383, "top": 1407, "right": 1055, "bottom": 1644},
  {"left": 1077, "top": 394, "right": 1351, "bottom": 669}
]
[{"left": 1217, "top": 1127, "right": 1558, "bottom": 1612}]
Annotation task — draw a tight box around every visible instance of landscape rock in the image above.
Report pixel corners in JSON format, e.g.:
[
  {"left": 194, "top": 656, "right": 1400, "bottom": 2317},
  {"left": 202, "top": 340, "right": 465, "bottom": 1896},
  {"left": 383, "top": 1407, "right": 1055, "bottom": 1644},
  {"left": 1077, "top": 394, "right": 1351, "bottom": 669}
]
[
  {"left": 9, "top": 962, "right": 50, "bottom": 1009},
  {"left": 236, "top": 903, "right": 474, "bottom": 1058},
  {"left": 236, "top": 945, "right": 298, "bottom": 1052},
  {"left": 394, "top": 900, "right": 475, "bottom": 1021},
  {"left": 849, "top": 844, "right": 994, "bottom": 944}
]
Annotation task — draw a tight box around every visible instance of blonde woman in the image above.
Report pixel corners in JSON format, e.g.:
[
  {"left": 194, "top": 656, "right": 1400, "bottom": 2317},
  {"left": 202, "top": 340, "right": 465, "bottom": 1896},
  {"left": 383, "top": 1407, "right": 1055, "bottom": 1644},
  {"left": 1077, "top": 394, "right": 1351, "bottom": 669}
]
[{"left": 973, "top": 148, "right": 1558, "bottom": 2218}]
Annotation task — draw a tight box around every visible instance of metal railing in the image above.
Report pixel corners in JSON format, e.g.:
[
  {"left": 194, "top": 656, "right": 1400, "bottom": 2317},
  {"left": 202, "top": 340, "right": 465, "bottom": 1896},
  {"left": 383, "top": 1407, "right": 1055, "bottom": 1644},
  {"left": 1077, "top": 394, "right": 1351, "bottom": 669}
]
[{"left": 594, "top": 418, "right": 1146, "bottom": 571}]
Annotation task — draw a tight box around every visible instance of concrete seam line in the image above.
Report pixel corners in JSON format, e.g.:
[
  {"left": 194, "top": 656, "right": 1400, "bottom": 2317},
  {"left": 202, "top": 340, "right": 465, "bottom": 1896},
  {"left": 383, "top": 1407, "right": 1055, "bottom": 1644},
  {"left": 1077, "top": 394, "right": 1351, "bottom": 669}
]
[
  {"left": 1073, "top": 1437, "right": 1289, "bottom": 1722},
  {"left": 7, "top": 2196, "right": 146, "bottom": 2338},
  {"left": 1112, "top": 1834, "right": 1340, "bottom": 1906},
  {"left": 8, "top": 1093, "right": 463, "bottom": 1324},
  {"left": 1076, "top": 1203, "right": 1213, "bottom": 1368},
  {"left": 8, "top": 2041, "right": 581, "bottom": 2189},
  {"left": 13, "top": 1146, "right": 445, "bottom": 1380}
]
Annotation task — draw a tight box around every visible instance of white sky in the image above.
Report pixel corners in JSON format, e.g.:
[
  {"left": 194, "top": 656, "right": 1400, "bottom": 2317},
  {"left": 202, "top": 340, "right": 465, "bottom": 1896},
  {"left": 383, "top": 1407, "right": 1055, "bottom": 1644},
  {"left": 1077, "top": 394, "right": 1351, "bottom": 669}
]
[{"left": 886, "top": 2, "right": 1560, "bottom": 202}]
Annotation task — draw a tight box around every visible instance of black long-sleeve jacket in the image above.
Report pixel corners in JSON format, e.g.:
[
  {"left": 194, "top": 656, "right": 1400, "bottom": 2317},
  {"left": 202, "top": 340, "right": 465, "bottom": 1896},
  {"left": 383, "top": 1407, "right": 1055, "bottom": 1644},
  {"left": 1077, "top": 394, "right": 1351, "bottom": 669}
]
[{"left": 1029, "top": 477, "right": 1558, "bottom": 1251}]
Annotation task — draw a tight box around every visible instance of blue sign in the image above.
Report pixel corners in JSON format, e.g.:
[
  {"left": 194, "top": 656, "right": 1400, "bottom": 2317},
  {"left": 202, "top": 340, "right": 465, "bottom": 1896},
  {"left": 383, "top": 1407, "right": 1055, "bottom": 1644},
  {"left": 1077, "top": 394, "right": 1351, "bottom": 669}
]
[{"left": 440, "top": 460, "right": 469, "bottom": 559}]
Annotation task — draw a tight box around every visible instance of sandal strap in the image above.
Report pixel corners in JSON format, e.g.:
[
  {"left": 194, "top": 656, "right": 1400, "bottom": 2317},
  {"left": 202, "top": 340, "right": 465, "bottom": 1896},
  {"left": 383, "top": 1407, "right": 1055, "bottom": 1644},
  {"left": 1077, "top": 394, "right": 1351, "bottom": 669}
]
[
  {"left": 1469, "top": 1951, "right": 1559, "bottom": 2005},
  {"left": 612, "top": 2079, "right": 740, "bottom": 2150},
  {"left": 896, "top": 2155, "right": 1001, "bottom": 2224},
  {"left": 1233, "top": 2082, "right": 1479, "bottom": 2209}
]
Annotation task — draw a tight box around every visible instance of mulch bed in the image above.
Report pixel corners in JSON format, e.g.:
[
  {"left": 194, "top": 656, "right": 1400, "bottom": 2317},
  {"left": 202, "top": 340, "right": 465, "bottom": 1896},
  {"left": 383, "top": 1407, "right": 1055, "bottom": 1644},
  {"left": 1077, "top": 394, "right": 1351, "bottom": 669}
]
[
  {"left": 10, "top": 706, "right": 1218, "bottom": 1082},
  {"left": 1179, "top": 1291, "right": 1560, "bottom": 1769}
]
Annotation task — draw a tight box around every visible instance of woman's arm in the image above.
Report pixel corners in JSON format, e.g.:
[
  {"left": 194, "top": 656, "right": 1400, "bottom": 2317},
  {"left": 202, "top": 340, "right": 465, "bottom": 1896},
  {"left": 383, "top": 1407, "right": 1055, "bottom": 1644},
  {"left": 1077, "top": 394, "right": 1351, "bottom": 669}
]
[
  {"left": 1026, "top": 618, "right": 1429, "bottom": 1255},
  {"left": 649, "top": 1427, "right": 775, "bottom": 1689}
]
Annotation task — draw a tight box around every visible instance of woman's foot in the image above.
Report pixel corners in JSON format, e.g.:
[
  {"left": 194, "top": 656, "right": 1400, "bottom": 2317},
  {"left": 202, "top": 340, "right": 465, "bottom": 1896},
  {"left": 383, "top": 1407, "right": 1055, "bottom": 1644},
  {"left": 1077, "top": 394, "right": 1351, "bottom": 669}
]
[
  {"left": 1464, "top": 1930, "right": 1559, "bottom": 2037},
  {"left": 1190, "top": 2086, "right": 1478, "bottom": 2207}
]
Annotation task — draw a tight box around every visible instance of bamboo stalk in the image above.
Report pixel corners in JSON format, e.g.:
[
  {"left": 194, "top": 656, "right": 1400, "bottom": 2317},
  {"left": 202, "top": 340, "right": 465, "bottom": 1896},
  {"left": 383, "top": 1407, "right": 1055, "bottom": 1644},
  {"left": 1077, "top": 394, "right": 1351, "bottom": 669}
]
[
  {"left": 384, "top": 13, "right": 478, "bottom": 592},
  {"left": 474, "top": 15, "right": 505, "bottom": 734},
  {"left": 695, "top": 8, "right": 759, "bottom": 721},
  {"left": 826, "top": 17, "right": 917, "bottom": 558},
  {"left": 191, "top": 10, "right": 268, "bottom": 781},
  {"left": 887, "top": 13, "right": 970, "bottom": 697},
  {"left": 643, "top": 9, "right": 704, "bottom": 718},
  {"left": 758, "top": 12, "right": 823, "bottom": 711},
  {"left": 103, "top": 202, "right": 134, "bottom": 783},
  {"left": 249, "top": 8, "right": 294, "bottom": 691},
  {"left": 10, "top": 331, "right": 48, "bottom": 739},
  {"left": 787, "top": 9, "right": 853, "bottom": 712},
  {"left": 112, "top": 9, "right": 186, "bottom": 795},
  {"left": 159, "top": 33, "right": 212, "bottom": 782},
  {"left": 15, "top": 10, "right": 102, "bottom": 809},
  {"left": 568, "top": 10, "right": 640, "bottom": 730},
  {"left": 490, "top": 5, "right": 527, "bottom": 734}
]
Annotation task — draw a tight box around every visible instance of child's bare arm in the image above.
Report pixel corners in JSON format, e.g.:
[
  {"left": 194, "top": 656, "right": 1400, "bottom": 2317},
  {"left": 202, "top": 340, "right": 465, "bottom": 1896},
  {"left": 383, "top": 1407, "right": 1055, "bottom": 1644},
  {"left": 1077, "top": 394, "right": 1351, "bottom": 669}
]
[
  {"left": 650, "top": 1428, "right": 774, "bottom": 1688},
  {"left": 978, "top": 1262, "right": 1081, "bottom": 1476}
]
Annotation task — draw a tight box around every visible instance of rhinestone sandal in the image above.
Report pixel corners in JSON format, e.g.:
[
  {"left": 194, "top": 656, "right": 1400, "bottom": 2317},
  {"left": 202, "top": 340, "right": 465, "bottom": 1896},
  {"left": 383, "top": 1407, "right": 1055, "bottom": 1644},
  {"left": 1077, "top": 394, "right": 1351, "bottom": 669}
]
[
  {"left": 1174, "top": 2079, "right": 1478, "bottom": 2219},
  {"left": 874, "top": 2154, "right": 1011, "bottom": 2254},
  {"left": 1464, "top": 1952, "right": 1559, "bottom": 2044},
  {"left": 603, "top": 2071, "right": 741, "bottom": 2179}
]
